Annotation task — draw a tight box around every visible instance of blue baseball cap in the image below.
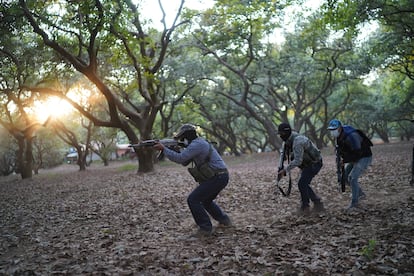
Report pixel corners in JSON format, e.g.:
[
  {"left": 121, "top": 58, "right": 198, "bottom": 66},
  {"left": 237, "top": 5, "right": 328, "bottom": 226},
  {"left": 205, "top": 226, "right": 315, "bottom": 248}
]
[{"left": 327, "top": 119, "right": 342, "bottom": 130}]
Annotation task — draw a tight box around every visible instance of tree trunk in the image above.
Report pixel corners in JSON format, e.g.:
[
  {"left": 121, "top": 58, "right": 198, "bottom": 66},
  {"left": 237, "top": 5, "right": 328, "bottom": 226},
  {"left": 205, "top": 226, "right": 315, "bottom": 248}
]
[
  {"left": 16, "top": 138, "right": 34, "bottom": 179},
  {"left": 373, "top": 126, "right": 390, "bottom": 143},
  {"left": 20, "top": 164, "right": 33, "bottom": 179},
  {"left": 77, "top": 150, "right": 88, "bottom": 171},
  {"left": 103, "top": 158, "right": 109, "bottom": 166},
  {"left": 137, "top": 148, "right": 155, "bottom": 173}
]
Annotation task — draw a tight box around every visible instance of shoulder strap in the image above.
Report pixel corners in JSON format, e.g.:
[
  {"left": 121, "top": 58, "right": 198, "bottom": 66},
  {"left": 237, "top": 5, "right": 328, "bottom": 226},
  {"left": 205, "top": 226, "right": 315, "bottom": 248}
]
[
  {"left": 191, "top": 142, "right": 212, "bottom": 169},
  {"left": 206, "top": 143, "right": 213, "bottom": 162}
]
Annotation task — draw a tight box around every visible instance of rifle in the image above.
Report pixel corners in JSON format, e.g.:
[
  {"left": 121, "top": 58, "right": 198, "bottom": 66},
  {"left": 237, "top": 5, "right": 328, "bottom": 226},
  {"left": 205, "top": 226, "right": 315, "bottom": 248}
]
[
  {"left": 411, "top": 119, "right": 414, "bottom": 185},
  {"left": 335, "top": 144, "right": 346, "bottom": 192},
  {"left": 276, "top": 142, "right": 292, "bottom": 197},
  {"left": 129, "top": 139, "right": 185, "bottom": 159},
  {"left": 411, "top": 144, "right": 414, "bottom": 185}
]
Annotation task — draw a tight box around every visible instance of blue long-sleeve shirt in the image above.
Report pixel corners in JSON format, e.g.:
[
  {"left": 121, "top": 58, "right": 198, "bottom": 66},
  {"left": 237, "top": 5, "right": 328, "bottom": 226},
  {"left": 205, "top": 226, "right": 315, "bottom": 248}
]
[
  {"left": 337, "top": 125, "right": 372, "bottom": 163},
  {"left": 163, "top": 137, "right": 227, "bottom": 170}
]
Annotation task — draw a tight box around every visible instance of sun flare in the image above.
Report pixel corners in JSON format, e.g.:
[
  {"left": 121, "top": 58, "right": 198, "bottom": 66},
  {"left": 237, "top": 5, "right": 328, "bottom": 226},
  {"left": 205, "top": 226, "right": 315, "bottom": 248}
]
[{"left": 32, "top": 97, "right": 74, "bottom": 123}]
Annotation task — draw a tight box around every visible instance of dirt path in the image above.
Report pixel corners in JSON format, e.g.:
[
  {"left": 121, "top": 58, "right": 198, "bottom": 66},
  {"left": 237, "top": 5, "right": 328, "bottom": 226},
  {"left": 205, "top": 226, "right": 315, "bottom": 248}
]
[{"left": 0, "top": 142, "right": 413, "bottom": 275}]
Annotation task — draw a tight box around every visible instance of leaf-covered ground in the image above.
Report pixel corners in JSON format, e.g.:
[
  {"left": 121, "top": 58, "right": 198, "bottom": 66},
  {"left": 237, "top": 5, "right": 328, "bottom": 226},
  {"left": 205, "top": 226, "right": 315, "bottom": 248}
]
[{"left": 1, "top": 142, "right": 413, "bottom": 275}]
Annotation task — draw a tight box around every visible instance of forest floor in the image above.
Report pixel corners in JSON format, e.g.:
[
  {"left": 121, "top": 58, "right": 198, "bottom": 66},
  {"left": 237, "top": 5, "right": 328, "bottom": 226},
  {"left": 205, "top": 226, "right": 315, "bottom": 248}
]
[{"left": 0, "top": 141, "right": 413, "bottom": 275}]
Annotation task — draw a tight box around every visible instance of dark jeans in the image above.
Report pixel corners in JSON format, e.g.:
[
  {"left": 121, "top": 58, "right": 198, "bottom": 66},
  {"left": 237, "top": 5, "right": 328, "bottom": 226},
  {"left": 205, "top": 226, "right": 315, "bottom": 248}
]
[
  {"left": 298, "top": 161, "right": 323, "bottom": 208},
  {"left": 187, "top": 173, "right": 229, "bottom": 232}
]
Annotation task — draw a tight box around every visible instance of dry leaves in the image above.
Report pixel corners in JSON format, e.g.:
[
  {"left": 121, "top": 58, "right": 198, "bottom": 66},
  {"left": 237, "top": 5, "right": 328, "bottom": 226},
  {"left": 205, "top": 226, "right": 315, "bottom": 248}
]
[{"left": 0, "top": 142, "right": 413, "bottom": 275}]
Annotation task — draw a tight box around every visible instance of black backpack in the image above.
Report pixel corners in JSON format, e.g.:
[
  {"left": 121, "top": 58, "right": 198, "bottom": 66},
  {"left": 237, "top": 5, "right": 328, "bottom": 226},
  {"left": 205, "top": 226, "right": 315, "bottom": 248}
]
[{"left": 355, "top": 129, "right": 373, "bottom": 157}]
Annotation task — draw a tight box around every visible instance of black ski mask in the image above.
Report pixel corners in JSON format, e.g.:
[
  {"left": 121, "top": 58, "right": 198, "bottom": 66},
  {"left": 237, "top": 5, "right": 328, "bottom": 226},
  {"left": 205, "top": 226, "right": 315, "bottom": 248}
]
[{"left": 278, "top": 123, "right": 292, "bottom": 142}]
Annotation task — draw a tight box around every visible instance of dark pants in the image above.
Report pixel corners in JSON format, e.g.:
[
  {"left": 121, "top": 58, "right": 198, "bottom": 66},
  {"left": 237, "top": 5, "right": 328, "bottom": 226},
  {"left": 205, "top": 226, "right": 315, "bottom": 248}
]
[
  {"left": 187, "top": 173, "right": 229, "bottom": 232},
  {"left": 298, "top": 161, "right": 323, "bottom": 208}
]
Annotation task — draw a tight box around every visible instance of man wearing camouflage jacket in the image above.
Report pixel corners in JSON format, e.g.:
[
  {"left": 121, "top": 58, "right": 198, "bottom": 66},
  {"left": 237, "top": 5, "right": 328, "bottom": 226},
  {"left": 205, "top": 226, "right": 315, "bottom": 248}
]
[{"left": 277, "top": 123, "right": 325, "bottom": 214}]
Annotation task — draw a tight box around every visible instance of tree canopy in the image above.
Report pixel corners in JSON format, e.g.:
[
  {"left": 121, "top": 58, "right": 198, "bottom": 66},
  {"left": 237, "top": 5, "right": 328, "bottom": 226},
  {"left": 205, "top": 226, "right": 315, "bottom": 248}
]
[{"left": 0, "top": 0, "right": 413, "bottom": 178}]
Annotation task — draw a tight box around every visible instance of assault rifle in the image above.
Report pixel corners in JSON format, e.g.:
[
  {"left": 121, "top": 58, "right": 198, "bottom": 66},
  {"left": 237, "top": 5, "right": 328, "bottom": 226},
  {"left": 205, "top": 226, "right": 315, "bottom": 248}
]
[
  {"left": 335, "top": 144, "right": 346, "bottom": 192},
  {"left": 411, "top": 144, "right": 414, "bottom": 186},
  {"left": 129, "top": 139, "right": 185, "bottom": 159},
  {"left": 411, "top": 119, "right": 414, "bottom": 185},
  {"left": 276, "top": 142, "right": 292, "bottom": 197}
]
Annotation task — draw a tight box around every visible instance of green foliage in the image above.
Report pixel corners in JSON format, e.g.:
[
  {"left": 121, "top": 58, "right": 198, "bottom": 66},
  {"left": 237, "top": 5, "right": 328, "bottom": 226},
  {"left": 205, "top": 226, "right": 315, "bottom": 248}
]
[
  {"left": 321, "top": 0, "right": 414, "bottom": 79},
  {"left": 1, "top": 0, "right": 413, "bottom": 169},
  {"left": 0, "top": 1, "right": 26, "bottom": 33},
  {"left": 359, "top": 239, "right": 377, "bottom": 260},
  {"left": 321, "top": 0, "right": 361, "bottom": 35},
  {"left": 196, "top": 0, "right": 280, "bottom": 52}
]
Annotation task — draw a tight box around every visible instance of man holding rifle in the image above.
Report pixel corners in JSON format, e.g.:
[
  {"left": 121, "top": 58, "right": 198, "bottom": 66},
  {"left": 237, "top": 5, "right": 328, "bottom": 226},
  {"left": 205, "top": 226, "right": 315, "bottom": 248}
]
[
  {"left": 327, "top": 119, "right": 373, "bottom": 210},
  {"left": 153, "top": 124, "right": 231, "bottom": 238},
  {"left": 277, "top": 123, "right": 325, "bottom": 215}
]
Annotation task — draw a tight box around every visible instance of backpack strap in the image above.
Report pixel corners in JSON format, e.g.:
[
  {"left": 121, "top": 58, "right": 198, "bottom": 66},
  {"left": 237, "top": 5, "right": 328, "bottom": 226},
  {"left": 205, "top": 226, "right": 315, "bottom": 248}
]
[
  {"left": 356, "top": 129, "right": 373, "bottom": 147},
  {"left": 204, "top": 143, "right": 213, "bottom": 164}
]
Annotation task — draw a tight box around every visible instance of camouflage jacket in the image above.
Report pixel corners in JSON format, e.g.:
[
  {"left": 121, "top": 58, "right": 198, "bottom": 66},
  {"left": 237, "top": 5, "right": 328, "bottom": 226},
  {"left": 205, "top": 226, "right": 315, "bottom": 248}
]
[{"left": 285, "top": 132, "right": 322, "bottom": 172}]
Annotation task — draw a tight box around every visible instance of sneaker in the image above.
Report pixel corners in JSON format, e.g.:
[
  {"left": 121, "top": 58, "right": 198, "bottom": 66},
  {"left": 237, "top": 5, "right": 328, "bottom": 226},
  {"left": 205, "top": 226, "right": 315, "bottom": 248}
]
[
  {"left": 345, "top": 203, "right": 360, "bottom": 211},
  {"left": 297, "top": 205, "right": 311, "bottom": 216},
  {"left": 313, "top": 201, "right": 325, "bottom": 213},
  {"left": 190, "top": 228, "right": 213, "bottom": 238},
  {"left": 359, "top": 193, "right": 367, "bottom": 200},
  {"left": 218, "top": 216, "right": 232, "bottom": 227}
]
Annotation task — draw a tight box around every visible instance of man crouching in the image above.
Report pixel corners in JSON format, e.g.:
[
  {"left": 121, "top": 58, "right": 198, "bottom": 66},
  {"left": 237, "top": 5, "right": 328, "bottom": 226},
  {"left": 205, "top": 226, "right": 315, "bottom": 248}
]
[{"left": 153, "top": 124, "right": 231, "bottom": 238}]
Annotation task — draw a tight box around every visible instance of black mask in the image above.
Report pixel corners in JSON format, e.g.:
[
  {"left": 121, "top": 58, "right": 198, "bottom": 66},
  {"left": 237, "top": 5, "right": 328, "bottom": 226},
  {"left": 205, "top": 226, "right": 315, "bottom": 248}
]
[
  {"left": 177, "top": 130, "right": 197, "bottom": 144},
  {"left": 278, "top": 123, "right": 292, "bottom": 142},
  {"left": 279, "top": 131, "right": 291, "bottom": 141}
]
